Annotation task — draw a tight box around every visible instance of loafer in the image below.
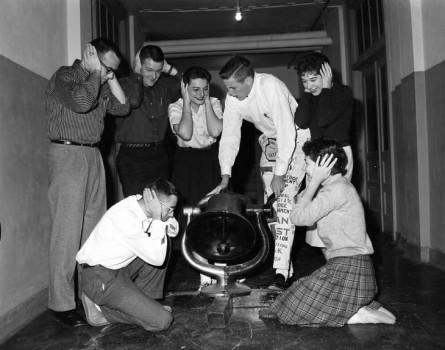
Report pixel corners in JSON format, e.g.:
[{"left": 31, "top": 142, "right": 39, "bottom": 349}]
[
  {"left": 81, "top": 293, "right": 110, "bottom": 327},
  {"left": 267, "top": 274, "right": 293, "bottom": 290},
  {"left": 53, "top": 310, "right": 86, "bottom": 327},
  {"left": 163, "top": 305, "right": 172, "bottom": 313}
]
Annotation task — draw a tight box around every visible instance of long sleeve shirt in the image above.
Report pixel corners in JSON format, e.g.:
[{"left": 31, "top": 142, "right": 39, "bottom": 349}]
[
  {"left": 219, "top": 73, "right": 297, "bottom": 176},
  {"left": 294, "top": 84, "right": 353, "bottom": 146},
  {"left": 291, "top": 174, "right": 374, "bottom": 260},
  {"left": 46, "top": 59, "right": 130, "bottom": 144},
  {"left": 76, "top": 195, "right": 179, "bottom": 269},
  {"left": 115, "top": 73, "right": 181, "bottom": 144},
  {"left": 168, "top": 97, "right": 223, "bottom": 148}
]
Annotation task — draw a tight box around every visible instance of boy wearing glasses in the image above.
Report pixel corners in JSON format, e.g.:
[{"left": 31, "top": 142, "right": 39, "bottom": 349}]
[
  {"left": 46, "top": 38, "right": 129, "bottom": 326},
  {"left": 76, "top": 178, "right": 179, "bottom": 330}
]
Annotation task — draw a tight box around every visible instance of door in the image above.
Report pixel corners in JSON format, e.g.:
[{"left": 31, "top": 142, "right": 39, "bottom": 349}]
[{"left": 361, "top": 54, "right": 393, "bottom": 232}]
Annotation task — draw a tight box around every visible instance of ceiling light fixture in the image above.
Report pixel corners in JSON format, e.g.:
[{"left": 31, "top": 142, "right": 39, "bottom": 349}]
[{"left": 235, "top": 0, "right": 242, "bottom": 21}]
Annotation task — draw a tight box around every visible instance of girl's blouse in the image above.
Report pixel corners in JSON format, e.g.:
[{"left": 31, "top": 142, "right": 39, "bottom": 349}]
[{"left": 168, "top": 97, "right": 223, "bottom": 148}]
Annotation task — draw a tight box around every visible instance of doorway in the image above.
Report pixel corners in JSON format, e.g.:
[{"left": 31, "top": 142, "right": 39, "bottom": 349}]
[{"left": 359, "top": 53, "right": 393, "bottom": 233}]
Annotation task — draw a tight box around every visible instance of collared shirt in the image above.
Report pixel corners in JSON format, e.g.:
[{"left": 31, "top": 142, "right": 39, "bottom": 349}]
[
  {"left": 46, "top": 59, "right": 130, "bottom": 144},
  {"left": 76, "top": 195, "right": 179, "bottom": 269},
  {"left": 168, "top": 97, "right": 223, "bottom": 148},
  {"left": 219, "top": 72, "right": 297, "bottom": 177},
  {"left": 116, "top": 73, "right": 181, "bottom": 144},
  {"left": 291, "top": 174, "right": 374, "bottom": 260}
]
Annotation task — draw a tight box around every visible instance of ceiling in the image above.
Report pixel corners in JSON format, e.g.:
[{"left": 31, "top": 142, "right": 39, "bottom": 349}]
[
  {"left": 116, "top": 0, "right": 341, "bottom": 70},
  {"left": 117, "top": 0, "right": 335, "bottom": 41}
]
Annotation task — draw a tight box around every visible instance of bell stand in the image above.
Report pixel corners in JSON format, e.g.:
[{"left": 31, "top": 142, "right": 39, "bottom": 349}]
[{"left": 181, "top": 202, "right": 272, "bottom": 328}]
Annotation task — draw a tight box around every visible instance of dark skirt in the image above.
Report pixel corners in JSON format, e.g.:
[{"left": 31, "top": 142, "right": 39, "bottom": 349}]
[
  {"left": 171, "top": 143, "right": 221, "bottom": 206},
  {"left": 269, "top": 254, "right": 378, "bottom": 327}
]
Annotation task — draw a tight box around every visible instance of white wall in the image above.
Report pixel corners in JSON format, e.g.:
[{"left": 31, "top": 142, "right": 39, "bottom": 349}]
[
  {"left": 384, "top": 0, "right": 445, "bottom": 260},
  {"left": 0, "top": 0, "right": 93, "bottom": 341},
  {"left": 385, "top": 0, "right": 445, "bottom": 88},
  {"left": 0, "top": 0, "right": 67, "bottom": 79},
  {"left": 420, "top": 0, "right": 445, "bottom": 69}
]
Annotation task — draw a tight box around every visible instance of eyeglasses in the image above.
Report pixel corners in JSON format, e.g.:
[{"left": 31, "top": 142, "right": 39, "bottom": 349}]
[
  {"left": 99, "top": 59, "right": 116, "bottom": 75},
  {"left": 159, "top": 200, "right": 175, "bottom": 214}
]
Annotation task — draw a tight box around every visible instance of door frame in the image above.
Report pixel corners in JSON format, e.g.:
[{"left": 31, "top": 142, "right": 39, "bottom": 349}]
[{"left": 352, "top": 50, "right": 395, "bottom": 236}]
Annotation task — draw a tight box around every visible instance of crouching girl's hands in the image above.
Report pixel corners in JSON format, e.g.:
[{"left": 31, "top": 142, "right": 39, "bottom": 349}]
[{"left": 311, "top": 154, "right": 337, "bottom": 187}]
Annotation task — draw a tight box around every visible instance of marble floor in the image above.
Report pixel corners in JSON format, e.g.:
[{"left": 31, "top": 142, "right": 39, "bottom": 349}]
[{"left": 1, "top": 232, "right": 445, "bottom": 350}]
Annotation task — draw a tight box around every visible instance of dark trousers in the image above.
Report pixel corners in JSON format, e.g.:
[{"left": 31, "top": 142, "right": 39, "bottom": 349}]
[
  {"left": 80, "top": 257, "right": 173, "bottom": 331},
  {"left": 116, "top": 145, "right": 170, "bottom": 197}
]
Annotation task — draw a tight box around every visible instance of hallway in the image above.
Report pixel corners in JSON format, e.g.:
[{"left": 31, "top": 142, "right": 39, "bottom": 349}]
[{"left": 1, "top": 233, "right": 444, "bottom": 350}]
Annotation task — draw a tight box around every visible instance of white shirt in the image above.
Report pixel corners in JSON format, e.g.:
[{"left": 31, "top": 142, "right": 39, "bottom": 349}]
[
  {"left": 168, "top": 97, "right": 223, "bottom": 148},
  {"left": 76, "top": 195, "right": 179, "bottom": 269},
  {"left": 219, "top": 73, "right": 297, "bottom": 176}
]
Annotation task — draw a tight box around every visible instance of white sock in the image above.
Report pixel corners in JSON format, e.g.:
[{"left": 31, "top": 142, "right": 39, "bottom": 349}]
[
  {"left": 377, "top": 307, "right": 396, "bottom": 322},
  {"left": 347, "top": 306, "right": 396, "bottom": 324}
]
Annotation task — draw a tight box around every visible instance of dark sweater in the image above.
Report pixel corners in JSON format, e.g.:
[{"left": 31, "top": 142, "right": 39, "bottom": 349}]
[{"left": 294, "top": 83, "right": 353, "bottom": 146}]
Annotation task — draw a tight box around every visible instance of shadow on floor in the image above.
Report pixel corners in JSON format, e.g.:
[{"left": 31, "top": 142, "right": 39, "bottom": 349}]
[{"left": 1, "top": 234, "right": 445, "bottom": 350}]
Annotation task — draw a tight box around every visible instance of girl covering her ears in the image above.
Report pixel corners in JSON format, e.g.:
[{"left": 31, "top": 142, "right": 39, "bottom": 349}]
[
  {"left": 260, "top": 138, "right": 395, "bottom": 327},
  {"left": 168, "top": 66, "right": 223, "bottom": 208},
  {"left": 294, "top": 52, "right": 354, "bottom": 180},
  {"left": 294, "top": 52, "right": 354, "bottom": 249},
  {"left": 168, "top": 66, "right": 223, "bottom": 290}
]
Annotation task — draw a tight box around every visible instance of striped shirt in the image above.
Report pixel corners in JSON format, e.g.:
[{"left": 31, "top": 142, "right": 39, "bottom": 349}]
[{"left": 46, "top": 59, "right": 130, "bottom": 144}]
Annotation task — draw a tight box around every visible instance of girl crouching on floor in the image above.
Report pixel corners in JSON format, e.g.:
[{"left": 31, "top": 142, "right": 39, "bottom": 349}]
[{"left": 260, "top": 138, "right": 395, "bottom": 327}]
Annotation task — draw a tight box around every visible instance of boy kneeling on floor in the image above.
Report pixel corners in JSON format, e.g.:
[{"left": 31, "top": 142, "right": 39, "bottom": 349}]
[{"left": 76, "top": 178, "right": 179, "bottom": 330}]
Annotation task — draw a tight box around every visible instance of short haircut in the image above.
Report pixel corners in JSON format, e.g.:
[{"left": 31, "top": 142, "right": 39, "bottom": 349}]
[
  {"left": 183, "top": 66, "right": 211, "bottom": 85},
  {"left": 302, "top": 138, "right": 348, "bottom": 176},
  {"left": 90, "top": 38, "right": 122, "bottom": 59},
  {"left": 145, "top": 178, "right": 180, "bottom": 198},
  {"left": 296, "top": 52, "right": 330, "bottom": 77},
  {"left": 139, "top": 45, "right": 164, "bottom": 64},
  {"left": 219, "top": 56, "right": 254, "bottom": 82}
]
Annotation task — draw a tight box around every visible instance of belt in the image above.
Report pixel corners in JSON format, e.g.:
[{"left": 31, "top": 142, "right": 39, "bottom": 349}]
[
  {"left": 180, "top": 143, "right": 217, "bottom": 151},
  {"left": 81, "top": 263, "right": 95, "bottom": 269},
  {"left": 121, "top": 142, "right": 163, "bottom": 148},
  {"left": 51, "top": 140, "right": 99, "bottom": 148}
]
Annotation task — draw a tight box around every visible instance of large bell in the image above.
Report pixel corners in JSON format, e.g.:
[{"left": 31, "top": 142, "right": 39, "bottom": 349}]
[
  {"left": 186, "top": 193, "right": 256, "bottom": 263},
  {"left": 182, "top": 192, "right": 271, "bottom": 297}
]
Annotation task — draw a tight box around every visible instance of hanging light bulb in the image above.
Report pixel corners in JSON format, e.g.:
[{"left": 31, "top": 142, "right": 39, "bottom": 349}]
[{"left": 235, "top": 0, "right": 242, "bottom": 21}]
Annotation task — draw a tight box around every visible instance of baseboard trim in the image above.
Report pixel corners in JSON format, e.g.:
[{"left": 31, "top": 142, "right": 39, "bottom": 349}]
[
  {"left": 429, "top": 247, "right": 445, "bottom": 270},
  {"left": 0, "top": 288, "right": 48, "bottom": 344},
  {"left": 394, "top": 232, "right": 445, "bottom": 270},
  {"left": 394, "top": 232, "right": 421, "bottom": 260}
]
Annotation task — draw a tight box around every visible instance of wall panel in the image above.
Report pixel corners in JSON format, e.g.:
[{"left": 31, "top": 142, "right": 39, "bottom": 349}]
[{"left": 0, "top": 55, "right": 51, "bottom": 342}]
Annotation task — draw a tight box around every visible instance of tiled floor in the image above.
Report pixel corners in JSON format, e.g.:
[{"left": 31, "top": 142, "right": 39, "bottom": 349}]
[{"left": 1, "top": 232, "right": 445, "bottom": 350}]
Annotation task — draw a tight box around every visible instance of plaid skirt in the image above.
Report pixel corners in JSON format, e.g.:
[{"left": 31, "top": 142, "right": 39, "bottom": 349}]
[{"left": 269, "top": 254, "right": 378, "bottom": 327}]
